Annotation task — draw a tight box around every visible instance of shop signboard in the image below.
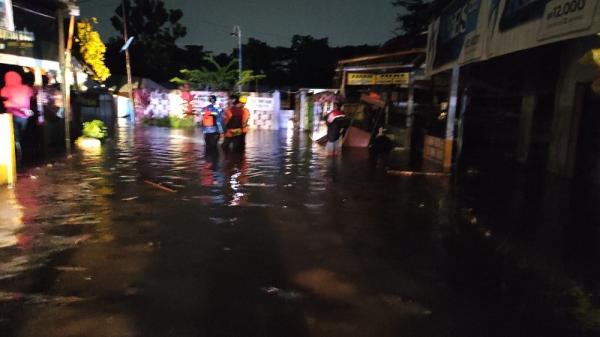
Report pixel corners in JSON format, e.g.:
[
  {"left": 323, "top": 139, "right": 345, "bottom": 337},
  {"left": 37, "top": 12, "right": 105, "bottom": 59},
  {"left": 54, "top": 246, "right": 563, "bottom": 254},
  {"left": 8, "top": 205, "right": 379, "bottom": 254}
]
[
  {"left": 486, "top": 0, "right": 600, "bottom": 57},
  {"left": 347, "top": 73, "right": 375, "bottom": 85},
  {"left": 0, "top": 28, "right": 34, "bottom": 57},
  {"left": 347, "top": 73, "right": 410, "bottom": 85},
  {"left": 375, "top": 73, "right": 410, "bottom": 85},
  {"left": 538, "top": 0, "right": 599, "bottom": 39}
]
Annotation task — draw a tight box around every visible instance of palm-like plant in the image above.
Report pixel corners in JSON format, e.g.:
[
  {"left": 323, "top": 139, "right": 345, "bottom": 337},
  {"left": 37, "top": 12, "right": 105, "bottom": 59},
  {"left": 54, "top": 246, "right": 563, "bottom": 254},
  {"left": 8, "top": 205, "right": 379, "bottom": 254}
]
[{"left": 171, "top": 56, "right": 266, "bottom": 91}]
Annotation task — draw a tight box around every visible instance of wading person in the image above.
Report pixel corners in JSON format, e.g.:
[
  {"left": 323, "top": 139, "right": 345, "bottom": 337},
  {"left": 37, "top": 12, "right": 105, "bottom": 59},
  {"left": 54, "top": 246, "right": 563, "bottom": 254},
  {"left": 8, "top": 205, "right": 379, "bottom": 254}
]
[
  {"left": 1, "top": 71, "right": 34, "bottom": 165},
  {"left": 325, "top": 101, "right": 347, "bottom": 156},
  {"left": 222, "top": 95, "right": 249, "bottom": 152},
  {"left": 201, "top": 95, "right": 224, "bottom": 153}
]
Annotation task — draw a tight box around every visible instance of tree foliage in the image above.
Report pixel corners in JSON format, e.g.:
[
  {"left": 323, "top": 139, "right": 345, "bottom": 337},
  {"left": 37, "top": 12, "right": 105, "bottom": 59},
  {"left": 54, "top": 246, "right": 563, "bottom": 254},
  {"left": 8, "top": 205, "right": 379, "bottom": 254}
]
[
  {"left": 392, "top": 0, "right": 453, "bottom": 38},
  {"left": 110, "top": 0, "right": 186, "bottom": 46},
  {"left": 106, "top": 0, "right": 197, "bottom": 83},
  {"left": 76, "top": 18, "right": 110, "bottom": 82},
  {"left": 170, "top": 56, "right": 266, "bottom": 91}
]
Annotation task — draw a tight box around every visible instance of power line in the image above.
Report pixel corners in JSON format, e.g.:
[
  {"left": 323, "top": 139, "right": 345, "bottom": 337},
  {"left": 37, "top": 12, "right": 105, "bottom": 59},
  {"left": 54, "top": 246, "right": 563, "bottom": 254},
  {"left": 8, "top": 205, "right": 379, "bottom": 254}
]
[{"left": 12, "top": 4, "right": 55, "bottom": 19}]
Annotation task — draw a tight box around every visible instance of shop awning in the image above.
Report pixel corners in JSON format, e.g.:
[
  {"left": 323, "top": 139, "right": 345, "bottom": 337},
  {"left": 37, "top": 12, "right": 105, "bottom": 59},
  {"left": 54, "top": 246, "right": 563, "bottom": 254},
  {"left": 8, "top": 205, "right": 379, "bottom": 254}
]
[
  {"left": 337, "top": 49, "right": 425, "bottom": 72},
  {"left": 0, "top": 52, "right": 59, "bottom": 71}
]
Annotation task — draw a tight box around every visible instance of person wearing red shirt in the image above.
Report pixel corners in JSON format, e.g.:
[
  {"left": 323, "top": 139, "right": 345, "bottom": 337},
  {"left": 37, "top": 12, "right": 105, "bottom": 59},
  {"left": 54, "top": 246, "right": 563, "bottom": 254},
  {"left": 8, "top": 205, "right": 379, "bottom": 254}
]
[
  {"left": 222, "top": 95, "right": 249, "bottom": 151},
  {"left": 1, "top": 71, "right": 34, "bottom": 164}
]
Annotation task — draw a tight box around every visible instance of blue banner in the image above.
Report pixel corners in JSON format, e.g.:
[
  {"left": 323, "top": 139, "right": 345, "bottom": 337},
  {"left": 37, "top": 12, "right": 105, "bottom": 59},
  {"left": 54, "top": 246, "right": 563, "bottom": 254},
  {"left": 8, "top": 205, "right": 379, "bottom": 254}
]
[
  {"left": 499, "top": 0, "right": 548, "bottom": 31},
  {"left": 434, "top": 0, "right": 482, "bottom": 68}
]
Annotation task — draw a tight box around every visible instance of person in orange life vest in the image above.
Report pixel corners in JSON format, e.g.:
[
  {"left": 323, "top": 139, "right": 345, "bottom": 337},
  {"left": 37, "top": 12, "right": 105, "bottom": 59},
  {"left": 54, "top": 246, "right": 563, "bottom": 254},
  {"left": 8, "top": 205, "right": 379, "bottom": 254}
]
[
  {"left": 1, "top": 71, "right": 34, "bottom": 164},
  {"left": 201, "top": 95, "right": 224, "bottom": 152},
  {"left": 222, "top": 95, "right": 249, "bottom": 151},
  {"left": 324, "top": 101, "right": 347, "bottom": 156}
]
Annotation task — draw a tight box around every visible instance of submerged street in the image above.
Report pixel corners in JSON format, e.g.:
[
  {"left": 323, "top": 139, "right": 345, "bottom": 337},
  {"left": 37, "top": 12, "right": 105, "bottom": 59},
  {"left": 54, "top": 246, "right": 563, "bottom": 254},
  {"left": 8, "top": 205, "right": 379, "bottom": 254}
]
[{"left": 1, "top": 125, "right": 599, "bottom": 337}]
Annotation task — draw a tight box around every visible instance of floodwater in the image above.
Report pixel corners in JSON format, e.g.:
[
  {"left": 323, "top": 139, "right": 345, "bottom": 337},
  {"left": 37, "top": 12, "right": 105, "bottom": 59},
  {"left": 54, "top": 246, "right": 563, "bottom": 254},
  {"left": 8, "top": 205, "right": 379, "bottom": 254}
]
[{"left": 0, "top": 124, "right": 599, "bottom": 337}]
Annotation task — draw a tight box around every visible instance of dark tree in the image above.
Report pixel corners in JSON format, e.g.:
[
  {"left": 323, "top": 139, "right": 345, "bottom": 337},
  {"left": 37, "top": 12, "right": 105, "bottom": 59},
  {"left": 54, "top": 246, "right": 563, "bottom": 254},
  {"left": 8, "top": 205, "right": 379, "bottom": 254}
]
[
  {"left": 243, "top": 38, "right": 273, "bottom": 76},
  {"left": 237, "top": 37, "right": 378, "bottom": 88},
  {"left": 289, "top": 35, "right": 332, "bottom": 87},
  {"left": 106, "top": 0, "right": 195, "bottom": 84},
  {"left": 393, "top": 0, "right": 453, "bottom": 38},
  {"left": 110, "top": 0, "right": 186, "bottom": 47}
]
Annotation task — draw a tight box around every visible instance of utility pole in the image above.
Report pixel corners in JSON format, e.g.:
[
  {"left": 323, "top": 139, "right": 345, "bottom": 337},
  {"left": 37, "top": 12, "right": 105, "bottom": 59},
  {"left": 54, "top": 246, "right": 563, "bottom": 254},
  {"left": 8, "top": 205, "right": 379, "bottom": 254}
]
[
  {"left": 64, "top": 14, "right": 75, "bottom": 153},
  {"left": 122, "top": 0, "right": 134, "bottom": 120},
  {"left": 231, "top": 25, "right": 242, "bottom": 92},
  {"left": 58, "top": 1, "right": 79, "bottom": 154}
]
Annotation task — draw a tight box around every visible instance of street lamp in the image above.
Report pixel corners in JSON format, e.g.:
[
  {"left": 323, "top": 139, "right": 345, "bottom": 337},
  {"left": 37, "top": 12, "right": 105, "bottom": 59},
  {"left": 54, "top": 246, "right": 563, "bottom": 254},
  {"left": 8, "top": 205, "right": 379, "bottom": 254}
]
[{"left": 230, "top": 25, "right": 242, "bottom": 92}]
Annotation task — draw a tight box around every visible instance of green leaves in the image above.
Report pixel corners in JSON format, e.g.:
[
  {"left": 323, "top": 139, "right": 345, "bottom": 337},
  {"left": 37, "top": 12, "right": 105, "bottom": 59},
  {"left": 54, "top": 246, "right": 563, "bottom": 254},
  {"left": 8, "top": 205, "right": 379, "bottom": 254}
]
[
  {"left": 170, "top": 56, "right": 266, "bottom": 91},
  {"left": 82, "top": 120, "right": 108, "bottom": 140}
]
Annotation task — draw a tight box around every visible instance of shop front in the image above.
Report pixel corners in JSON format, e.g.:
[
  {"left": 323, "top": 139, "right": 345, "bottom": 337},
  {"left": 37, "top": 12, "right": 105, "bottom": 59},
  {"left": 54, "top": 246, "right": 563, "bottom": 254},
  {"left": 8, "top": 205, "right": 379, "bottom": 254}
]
[
  {"left": 335, "top": 50, "right": 447, "bottom": 163},
  {"left": 0, "top": 0, "right": 69, "bottom": 184}
]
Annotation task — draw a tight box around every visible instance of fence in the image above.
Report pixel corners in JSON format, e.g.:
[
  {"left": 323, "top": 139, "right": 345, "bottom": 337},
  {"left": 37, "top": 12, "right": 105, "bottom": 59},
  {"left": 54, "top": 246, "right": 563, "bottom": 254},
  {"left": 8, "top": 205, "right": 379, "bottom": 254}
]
[{"left": 133, "top": 89, "right": 290, "bottom": 130}]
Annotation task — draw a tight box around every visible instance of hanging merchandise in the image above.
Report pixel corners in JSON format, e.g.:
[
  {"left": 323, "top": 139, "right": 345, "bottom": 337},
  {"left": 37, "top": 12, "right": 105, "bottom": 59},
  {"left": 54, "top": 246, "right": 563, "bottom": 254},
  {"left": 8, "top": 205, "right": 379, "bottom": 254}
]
[{"left": 579, "top": 48, "right": 600, "bottom": 94}]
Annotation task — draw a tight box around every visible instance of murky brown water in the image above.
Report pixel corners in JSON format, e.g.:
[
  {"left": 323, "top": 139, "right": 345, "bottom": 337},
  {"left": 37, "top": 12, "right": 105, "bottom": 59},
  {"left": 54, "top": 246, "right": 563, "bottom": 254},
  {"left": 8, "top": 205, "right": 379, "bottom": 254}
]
[{"left": 0, "top": 124, "right": 599, "bottom": 337}]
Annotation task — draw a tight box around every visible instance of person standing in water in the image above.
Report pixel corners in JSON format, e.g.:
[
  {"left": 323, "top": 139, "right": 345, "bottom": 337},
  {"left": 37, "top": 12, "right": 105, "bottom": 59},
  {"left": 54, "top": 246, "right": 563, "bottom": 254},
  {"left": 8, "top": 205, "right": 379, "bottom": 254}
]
[
  {"left": 222, "top": 95, "right": 249, "bottom": 152},
  {"left": 324, "top": 101, "right": 347, "bottom": 156},
  {"left": 201, "top": 95, "right": 224, "bottom": 153},
  {"left": 1, "top": 71, "right": 34, "bottom": 165}
]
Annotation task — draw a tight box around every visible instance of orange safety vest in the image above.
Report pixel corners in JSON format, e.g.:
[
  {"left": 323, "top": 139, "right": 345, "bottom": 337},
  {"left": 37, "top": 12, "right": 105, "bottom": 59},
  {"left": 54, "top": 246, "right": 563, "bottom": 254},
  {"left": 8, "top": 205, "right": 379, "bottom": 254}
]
[
  {"left": 202, "top": 107, "right": 216, "bottom": 127},
  {"left": 225, "top": 107, "right": 249, "bottom": 137}
]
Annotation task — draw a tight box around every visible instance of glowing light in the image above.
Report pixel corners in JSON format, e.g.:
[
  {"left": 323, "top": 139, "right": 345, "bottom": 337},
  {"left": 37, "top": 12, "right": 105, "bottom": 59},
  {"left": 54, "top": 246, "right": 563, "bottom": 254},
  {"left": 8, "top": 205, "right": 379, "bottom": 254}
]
[
  {"left": 0, "top": 114, "right": 16, "bottom": 186},
  {"left": 75, "top": 137, "right": 102, "bottom": 155},
  {"left": 168, "top": 91, "right": 185, "bottom": 118},
  {"left": 230, "top": 171, "right": 242, "bottom": 191}
]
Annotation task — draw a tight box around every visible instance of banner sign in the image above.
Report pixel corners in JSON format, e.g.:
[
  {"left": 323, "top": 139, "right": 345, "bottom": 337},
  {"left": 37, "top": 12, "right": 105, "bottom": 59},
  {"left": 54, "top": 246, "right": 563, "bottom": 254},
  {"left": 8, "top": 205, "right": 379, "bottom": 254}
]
[
  {"left": 246, "top": 96, "right": 274, "bottom": 111},
  {"left": 347, "top": 72, "right": 410, "bottom": 85},
  {"left": 538, "top": 0, "right": 598, "bottom": 39},
  {"left": 347, "top": 73, "right": 375, "bottom": 85},
  {"left": 434, "top": 0, "right": 484, "bottom": 67},
  {"left": 426, "top": 0, "right": 489, "bottom": 74},
  {"left": 376, "top": 73, "right": 410, "bottom": 85},
  {"left": 426, "top": 0, "right": 600, "bottom": 75},
  {"left": 0, "top": 28, "right": 35, "bottom": 57},
  {"left": 0, "top": 0, "right": 14, "bottom": 31}
]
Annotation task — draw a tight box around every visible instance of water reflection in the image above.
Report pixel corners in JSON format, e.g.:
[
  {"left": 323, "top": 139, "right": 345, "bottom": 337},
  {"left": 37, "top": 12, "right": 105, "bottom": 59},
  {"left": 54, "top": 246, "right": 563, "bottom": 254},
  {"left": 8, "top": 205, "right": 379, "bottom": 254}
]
[
  {"left": 0, "top": 188, "right": 23, "bottom": 248},
  {"left": 223, "top": 151, "right": 248, "bottom": 207},
  {"left": 0, "top": 126, "right": 599, "bottom": 337}
]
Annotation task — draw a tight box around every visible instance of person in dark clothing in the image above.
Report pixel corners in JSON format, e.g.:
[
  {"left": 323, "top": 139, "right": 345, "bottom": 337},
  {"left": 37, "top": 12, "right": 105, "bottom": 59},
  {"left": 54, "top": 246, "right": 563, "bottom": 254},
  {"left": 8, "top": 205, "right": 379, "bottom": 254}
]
[
  {"left": 369, "top": 127, "right": 394, "bottom": 166},
  {"left": 222, "top": 95, "right": 249, "bottom": 152},
  {"left": 324, "top": 102, "right": 347, "bottom": 156}
]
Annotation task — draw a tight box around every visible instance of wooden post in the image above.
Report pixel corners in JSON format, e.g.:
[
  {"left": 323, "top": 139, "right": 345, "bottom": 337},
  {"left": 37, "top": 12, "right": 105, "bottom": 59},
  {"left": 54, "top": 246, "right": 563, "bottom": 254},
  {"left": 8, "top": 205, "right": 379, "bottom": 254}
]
[
  {"left": 340, "top": 69, "right": 347, "bottom": 96},
  {"left": 406, "top": 71, "right": 415, "bottom": 150},
  {"left": 516, "top": 75, "right": 537, "bottom": 163},
  {"left": 444, "top": 65, "right": 460, "bottom": 172},
  {"left": 63, "top": 14, "right": 76, "bottom": 153}
]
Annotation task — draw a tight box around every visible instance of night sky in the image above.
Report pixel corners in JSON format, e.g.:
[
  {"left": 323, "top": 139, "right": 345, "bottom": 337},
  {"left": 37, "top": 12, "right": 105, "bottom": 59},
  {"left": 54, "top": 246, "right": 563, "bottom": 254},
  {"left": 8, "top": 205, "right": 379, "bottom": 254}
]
[{"left": 79, "top": 0, "right": 398, "bottom": 53}]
